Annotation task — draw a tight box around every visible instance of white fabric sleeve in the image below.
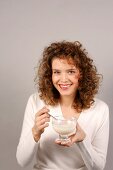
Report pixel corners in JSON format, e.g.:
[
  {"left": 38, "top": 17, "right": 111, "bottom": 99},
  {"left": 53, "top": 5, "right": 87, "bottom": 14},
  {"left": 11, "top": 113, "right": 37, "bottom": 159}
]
[
  {"left": 77, "top": 105, "right": 109, "bottom": 170},
  {"left": 16, "top": 95, "right": 38, "bottom": 167}
]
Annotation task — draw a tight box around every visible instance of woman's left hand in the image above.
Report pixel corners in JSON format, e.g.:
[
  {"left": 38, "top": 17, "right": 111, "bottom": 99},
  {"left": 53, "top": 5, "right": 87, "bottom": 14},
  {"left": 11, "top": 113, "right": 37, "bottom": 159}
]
[{"left": 55, "top": 123, "right": 86, "bottom": 147}]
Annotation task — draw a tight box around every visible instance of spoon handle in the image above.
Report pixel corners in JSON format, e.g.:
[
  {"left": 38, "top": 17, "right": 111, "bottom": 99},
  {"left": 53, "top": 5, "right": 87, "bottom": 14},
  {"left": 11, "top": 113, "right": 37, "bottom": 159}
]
[{"left": 48, "top": 112, "right": 58, "bottom": 119}]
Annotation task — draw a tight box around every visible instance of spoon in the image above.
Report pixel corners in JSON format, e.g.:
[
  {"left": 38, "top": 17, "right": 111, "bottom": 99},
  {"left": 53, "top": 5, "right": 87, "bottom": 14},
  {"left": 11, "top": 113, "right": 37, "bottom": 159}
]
[
  {"left": 48, "top": 112, "right": 64, "bottom": 120},
  {"left": 48, "top": 112, "right": 58, "bottom": 119}
]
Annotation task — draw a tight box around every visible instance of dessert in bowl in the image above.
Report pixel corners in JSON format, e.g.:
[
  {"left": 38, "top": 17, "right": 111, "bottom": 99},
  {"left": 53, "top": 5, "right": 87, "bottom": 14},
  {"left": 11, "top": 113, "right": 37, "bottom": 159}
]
[{"left": 52, "top": 116, "right": 77, "bottom": 142}]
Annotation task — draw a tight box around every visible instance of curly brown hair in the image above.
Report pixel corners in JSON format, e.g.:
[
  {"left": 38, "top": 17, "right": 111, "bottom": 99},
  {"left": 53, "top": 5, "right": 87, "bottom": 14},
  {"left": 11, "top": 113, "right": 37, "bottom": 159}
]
[{"left": 35, "top": 41, "right": 102, "bottom": 112}]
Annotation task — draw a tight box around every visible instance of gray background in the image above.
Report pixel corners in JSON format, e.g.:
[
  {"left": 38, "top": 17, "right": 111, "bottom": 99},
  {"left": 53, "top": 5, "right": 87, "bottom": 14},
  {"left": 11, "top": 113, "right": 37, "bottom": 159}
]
[{"left": 0, "top": 0, "right": 113, "bottom": 170}]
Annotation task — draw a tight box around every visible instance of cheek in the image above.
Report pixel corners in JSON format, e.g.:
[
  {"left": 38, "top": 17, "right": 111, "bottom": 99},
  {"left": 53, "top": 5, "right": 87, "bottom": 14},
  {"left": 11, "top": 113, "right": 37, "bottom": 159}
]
[
  {"left": 72, "top": 76, "right": 79, "bottom": 85},
  {"left": 74, "top": 73, "right": 80, "bottom": 82},
  {"left": 52, "top": 75, "right": 58, "bottom": 84},
  {"left": 73, "top": 79, "right": 79, "bottom": 85}
]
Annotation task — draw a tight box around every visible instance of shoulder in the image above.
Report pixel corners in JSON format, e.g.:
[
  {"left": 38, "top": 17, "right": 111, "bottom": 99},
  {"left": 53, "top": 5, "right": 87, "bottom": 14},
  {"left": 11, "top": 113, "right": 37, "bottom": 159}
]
[
  {"left": 93, "top": 98, "right": 109, "bottom": 111},
  {"left": 28, "top": 92, "right": 45, "bottom": 108},
  {"left": 91, "top": 98, "right": 109, "bottom": 120},
  {"left": 29, "top": 92, "right": 40, "bottom": 101}
]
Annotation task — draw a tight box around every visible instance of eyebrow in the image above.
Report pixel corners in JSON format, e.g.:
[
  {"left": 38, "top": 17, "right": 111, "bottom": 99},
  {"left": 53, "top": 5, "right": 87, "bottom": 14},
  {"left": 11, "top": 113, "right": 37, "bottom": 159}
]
[{"left": 52, "top": 68, "right": 77, "bottom": 71}]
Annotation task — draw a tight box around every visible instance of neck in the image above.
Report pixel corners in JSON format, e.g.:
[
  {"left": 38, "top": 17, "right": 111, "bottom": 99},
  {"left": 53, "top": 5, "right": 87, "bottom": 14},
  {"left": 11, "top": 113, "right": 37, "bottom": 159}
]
[{"left": 60, "top": 95, "right": 75, "bottom": 107}]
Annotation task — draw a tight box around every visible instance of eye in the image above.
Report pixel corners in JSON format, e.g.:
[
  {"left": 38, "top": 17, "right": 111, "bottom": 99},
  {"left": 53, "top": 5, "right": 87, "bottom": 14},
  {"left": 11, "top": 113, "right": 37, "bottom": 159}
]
[
  {"left": 68, "top": 70, "right": 76, "bottom": 74},
  {"left": 53, "top": 70, "right": 60, "bottom": 74}
]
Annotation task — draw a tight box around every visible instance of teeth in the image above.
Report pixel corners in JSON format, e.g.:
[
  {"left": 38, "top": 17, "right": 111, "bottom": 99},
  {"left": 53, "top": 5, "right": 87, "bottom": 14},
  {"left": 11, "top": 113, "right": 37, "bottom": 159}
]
[
  {"left": 59, "top": 84, "right": 70, "bottom": 88},
  {"left": 61, "top": 85, "right": 69, "bottom": 87}
]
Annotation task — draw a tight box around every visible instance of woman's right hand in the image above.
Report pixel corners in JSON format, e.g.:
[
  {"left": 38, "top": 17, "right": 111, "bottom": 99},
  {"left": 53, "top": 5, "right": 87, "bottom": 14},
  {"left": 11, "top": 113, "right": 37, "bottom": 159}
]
[{"left": 32, "top": 106, "right": 50, "bottom": 142}]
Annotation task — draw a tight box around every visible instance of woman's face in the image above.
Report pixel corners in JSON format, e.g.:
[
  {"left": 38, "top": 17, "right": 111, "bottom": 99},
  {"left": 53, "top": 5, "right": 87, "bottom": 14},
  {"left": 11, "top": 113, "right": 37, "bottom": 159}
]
[{"left": 52, "top": 58, "right": 80, "bottom": 98}]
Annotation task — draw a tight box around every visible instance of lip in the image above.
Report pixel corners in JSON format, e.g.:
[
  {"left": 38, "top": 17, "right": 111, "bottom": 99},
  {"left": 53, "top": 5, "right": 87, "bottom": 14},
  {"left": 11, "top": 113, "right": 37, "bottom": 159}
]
[{"left": 59, "top": 84, "right": 72, "bottom": 90}]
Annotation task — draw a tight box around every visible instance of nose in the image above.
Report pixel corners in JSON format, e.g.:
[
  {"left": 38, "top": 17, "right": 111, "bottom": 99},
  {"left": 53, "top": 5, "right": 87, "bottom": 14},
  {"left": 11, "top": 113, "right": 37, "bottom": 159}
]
[{"left": 60, "top": 73, "right": 68, "bottom": 82}]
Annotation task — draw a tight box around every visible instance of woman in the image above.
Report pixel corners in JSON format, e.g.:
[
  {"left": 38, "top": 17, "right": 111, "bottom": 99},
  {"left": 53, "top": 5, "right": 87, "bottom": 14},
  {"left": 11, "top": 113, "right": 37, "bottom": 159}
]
[{"left": 16, "top": 41, "right": 109, "bottom": 170}]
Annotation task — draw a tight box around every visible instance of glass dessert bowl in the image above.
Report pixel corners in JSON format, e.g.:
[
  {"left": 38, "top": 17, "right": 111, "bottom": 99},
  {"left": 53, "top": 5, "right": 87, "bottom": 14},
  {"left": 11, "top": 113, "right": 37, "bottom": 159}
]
[{"left": 52, "top": 116, "right": 77, "bottom": 143}]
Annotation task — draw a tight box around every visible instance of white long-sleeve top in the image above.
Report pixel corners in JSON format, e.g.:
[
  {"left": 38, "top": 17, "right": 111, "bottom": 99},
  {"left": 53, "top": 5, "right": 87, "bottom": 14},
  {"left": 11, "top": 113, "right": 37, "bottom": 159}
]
[{"left": 16, "top": 93, "right": 109, "bottom": 170}]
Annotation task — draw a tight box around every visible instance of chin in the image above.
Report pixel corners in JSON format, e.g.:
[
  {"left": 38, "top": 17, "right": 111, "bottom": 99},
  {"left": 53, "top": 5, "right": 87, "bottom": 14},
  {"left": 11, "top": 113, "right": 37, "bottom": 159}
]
[{"left": 59, "top": 91, "right": 72, "bottom": 96}]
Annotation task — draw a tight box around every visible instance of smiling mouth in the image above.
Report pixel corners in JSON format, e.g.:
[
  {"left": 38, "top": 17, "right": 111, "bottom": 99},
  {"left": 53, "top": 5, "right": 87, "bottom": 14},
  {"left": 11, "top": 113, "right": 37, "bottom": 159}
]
[{"left": 59, "top": 84, "right": 72, "bottom": 90}]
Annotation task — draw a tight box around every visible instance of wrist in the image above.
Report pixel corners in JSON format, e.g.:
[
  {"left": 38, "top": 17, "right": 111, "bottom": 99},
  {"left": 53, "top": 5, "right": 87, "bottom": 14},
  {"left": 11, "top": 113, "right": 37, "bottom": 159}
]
[
  {"left": 79, "top": 132, "right": 86, "bottom": 142},
  {"left": 32, "top": 127, "right": 41, "bottom": 142}
]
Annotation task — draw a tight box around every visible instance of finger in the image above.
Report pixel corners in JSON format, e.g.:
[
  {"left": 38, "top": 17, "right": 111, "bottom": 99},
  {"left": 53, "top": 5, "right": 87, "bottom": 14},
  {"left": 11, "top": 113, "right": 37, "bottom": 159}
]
[
  {"left": 71, "top": 135, "right": 78, "bottom": 143},
  {"left": 55, "top": 139, "right": 71, "bottom": 147},
  {"left": 35, "top": 113, "right": 50, "bottom": 122},
  {"left": 55, "top": 139, "right": 62, "bottom": 144},
  {"left": 68, "top": 132, "right": 76, "bottom": 138},
  {"left": 37, "top": 122, "right": 49, "bottom": 131},
  {"left": 35, "top": 117, "right": 50, "bottom": 129},
  {"left": 35, "top": 106, "right": 50, "bottom": 117},
  {"left": 40, "top": 113, "right": 50, "bottom": 119},
  {"left": 39, "top": 117, "right": 50, "bottom": 125}
]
